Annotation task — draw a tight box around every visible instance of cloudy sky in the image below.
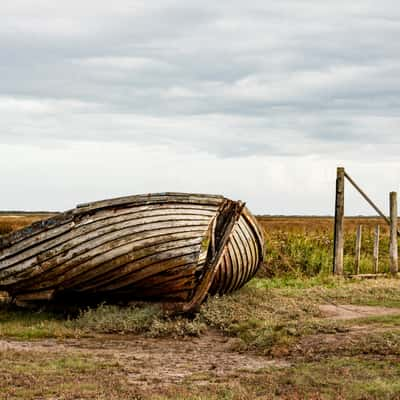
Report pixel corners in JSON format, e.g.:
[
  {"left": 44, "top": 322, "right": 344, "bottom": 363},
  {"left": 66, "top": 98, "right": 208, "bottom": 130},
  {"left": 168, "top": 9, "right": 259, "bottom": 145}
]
[{"left": 1, "top": 1, "right": 400, "bottom": 214}]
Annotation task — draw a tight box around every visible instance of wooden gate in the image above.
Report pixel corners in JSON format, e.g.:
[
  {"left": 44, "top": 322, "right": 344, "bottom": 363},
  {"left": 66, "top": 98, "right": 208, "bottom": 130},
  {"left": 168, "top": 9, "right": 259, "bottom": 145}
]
[{"left": 333, "top": 167, "right": 398, "bottom": 276}]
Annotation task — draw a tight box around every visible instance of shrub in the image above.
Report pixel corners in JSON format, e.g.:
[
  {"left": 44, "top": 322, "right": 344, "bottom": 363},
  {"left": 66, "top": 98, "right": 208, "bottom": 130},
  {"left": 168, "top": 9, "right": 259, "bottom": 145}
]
[{"left": 72, "top": 303, "right": 206, "bottom": 337}]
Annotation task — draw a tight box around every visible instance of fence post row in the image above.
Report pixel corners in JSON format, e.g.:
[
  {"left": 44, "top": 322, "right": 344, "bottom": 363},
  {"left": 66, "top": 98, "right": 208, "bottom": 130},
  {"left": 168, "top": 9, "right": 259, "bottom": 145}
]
[{"left": 333, "top": 167, "right": 398, "bottom": 276}]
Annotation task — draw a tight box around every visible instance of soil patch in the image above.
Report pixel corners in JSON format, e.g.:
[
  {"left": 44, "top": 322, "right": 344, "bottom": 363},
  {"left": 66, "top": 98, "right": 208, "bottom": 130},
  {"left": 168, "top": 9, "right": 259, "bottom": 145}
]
[
  {"left": 0, "top": 330, "right": 289, "bottom": 386},
  {"left": 319, "top": 304, "right": 400, "bottom": 320}
]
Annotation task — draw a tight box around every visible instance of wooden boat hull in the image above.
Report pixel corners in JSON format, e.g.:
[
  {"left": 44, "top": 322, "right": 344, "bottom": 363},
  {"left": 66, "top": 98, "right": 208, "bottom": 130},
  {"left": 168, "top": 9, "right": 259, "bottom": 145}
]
[{"left": 0, "top": 193, "right": 264, "bottom": 311}]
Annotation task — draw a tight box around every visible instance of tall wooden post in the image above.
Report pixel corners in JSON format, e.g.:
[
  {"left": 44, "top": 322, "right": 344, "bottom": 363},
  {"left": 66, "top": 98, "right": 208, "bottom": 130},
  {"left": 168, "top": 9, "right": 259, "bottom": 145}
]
[
  {"left": 355, "top": 225, "right": 362, "bottom": 275},
  {"left": 373, "top": 225, "right": 380, "bottom": 274},
  {"left": 390, "top": 192, "right": 398, "bottom": 276},
  {"left": 333, "top": 167, "right": 345, "bottom": 275}
]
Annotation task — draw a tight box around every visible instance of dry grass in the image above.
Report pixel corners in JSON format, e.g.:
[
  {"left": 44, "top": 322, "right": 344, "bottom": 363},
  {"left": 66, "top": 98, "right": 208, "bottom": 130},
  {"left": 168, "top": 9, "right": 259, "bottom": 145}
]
[
  {"left": 258, "top": 216, "right": 396, "bottom": 277},
  {"left": 0, "top": 349, "right": 140, "bottom": 399},
  {"left": 2, "top": 214, "right": 400, "bottom": 398},
  {"left": 0, "top": 214, "right": 55, "bottom": 235},
  {"left": 2, "top": 277, "right": 400, "bottom": 399},
  {"left": 3, "top": 348, "right": 400, "bottom": 399},
  {"left": 257, "top": 216, "right": 391, "bottom": 234}
]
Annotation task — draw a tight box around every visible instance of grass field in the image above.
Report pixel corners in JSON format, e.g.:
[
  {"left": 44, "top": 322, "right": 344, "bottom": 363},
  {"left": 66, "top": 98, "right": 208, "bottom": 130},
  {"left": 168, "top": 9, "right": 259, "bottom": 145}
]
[
  {"left": 1, "top": 214, "right": 400, "bottom": 399},
  {"left": 258, "top": 216, "right": 395, "bottom": 277}
]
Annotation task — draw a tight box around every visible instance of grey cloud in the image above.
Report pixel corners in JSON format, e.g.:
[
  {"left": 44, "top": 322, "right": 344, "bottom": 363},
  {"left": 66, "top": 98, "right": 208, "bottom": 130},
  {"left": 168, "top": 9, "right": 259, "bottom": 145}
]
[{"left": 1, "top": 1, "right": 400, "bottom": 159}]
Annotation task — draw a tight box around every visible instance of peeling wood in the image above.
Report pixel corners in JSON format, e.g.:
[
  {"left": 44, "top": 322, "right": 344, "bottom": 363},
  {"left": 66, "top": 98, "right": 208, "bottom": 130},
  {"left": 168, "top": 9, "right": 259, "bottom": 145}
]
[{"left": 0, "top": 192, "right": 264, "bottom": 312}]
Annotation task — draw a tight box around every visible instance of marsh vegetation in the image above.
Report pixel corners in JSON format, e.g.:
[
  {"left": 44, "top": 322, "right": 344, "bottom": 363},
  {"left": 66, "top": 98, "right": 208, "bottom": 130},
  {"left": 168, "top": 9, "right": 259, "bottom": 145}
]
[{"left": 1, "top": 214, "right": 400, "bottom": 399}]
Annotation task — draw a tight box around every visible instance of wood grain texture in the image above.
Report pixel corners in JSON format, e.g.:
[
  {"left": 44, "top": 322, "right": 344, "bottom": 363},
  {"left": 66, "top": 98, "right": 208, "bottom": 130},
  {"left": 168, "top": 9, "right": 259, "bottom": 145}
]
[
  {"left": 333, "top": 167, "right": 345, "bottom": 275},
  {"left": 390, "top": 192, "right": 398, "bottom": 276},
  {"left": 355, "top": 225, "right": 362, "bottom": 275},
  {"left": 0, "top": 193, "right": 264, "bottom": 312},
  {"left": 373, "top": 225, "right": 380, "bottom": 274}
]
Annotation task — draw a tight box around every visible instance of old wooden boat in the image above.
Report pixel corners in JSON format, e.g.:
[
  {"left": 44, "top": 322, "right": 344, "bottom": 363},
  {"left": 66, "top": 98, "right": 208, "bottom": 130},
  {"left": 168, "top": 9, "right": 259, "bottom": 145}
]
[{"left": 0, "top": 193, "right": 264, "bottom": 312}]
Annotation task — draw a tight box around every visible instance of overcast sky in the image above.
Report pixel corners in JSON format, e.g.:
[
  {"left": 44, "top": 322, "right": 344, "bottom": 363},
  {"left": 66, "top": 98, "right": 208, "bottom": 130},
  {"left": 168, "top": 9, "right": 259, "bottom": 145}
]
[{"left": 1, "top": 1, "right": 400, "bottom": 214}]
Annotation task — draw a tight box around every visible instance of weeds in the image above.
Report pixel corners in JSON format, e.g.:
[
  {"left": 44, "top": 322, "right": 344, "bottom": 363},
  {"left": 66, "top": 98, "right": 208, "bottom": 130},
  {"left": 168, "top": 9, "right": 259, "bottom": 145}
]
[
  {"left": 0, "top": 304, "right": 78, "bottom": 339},
  {"left": 260, "top": 217, "right": 397, "bottom": 277},
  {"left": 72, "top": 303, "right": 207, "bottom": 337},
  {"left": 2, "top": 214, "right": 400, "bottom": 399}
]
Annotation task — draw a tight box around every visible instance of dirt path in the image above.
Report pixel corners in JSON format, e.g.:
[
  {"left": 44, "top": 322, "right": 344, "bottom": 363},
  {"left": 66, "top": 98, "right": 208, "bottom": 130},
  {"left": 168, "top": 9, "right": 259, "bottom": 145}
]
[
  {"left": 0, "top": 331, "right": 288, "bottom": 386},
  {"left": 319, "top": 304, "right": 400, "bottom": 320},
  {"left": 1, "top": 304, "right": 399, "bottom": 391}
]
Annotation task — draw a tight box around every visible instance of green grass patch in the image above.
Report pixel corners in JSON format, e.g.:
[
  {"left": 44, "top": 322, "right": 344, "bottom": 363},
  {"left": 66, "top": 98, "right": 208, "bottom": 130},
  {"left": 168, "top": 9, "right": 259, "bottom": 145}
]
[
  {"left": 144, "top": 356, "right": 400, "bottom": 399},
  {"left": 74, "top": 303, "right": 206, "bottom": 337},
  {"left": 0, "top": 305, "right": 79, "bottom": 339},
  {"left": 0, "top": 349, "right": 131, "bottom": 400},
  {"left": 260, "top": 356, "right": 400, "bottom": 400},
  {"left": 260, "top": 227, "right": 397, "bottom": 278}
]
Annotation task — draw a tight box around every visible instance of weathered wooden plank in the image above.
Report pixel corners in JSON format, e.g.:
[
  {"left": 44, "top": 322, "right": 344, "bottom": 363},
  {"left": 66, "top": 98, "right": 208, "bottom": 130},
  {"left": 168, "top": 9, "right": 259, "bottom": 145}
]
[
  {"left": 132, "top": 267, "right": 197, "bottom": 290},
  {"left": 218, "top": 252, "right": 230, "bottom": 294},
  {"left": 1, "top": 211, "right": 212, "bottom": 269},
  {"left": 0, "top": 191, "right": 264, "bottom": 311},
  {"left": 75, "top": 203, "right": 217, "bottom": 228},
  {"left": 333, "top": 167, "right": 345, "bottom": 275},
  {"left": 2, "top": 229, "right": 204, "bottom": 287},
  {"left": 6, "top": 233, "right": 204, "bottom": 291},
  {"left": 355, "top": 225, "right": 362, "bottom": 275},
  {"left": 103, "top": 260, "right": 197, "bottom": 292},
  {"left": 345, "top": 172, "right": 392, "bottom": 228},
  {"left": 0, "top": 216, "right": 209, "bottom": 277},
  {"left": 390, "top": 192, "right": 398, "bottom": 276},
  {"left": 0, "top": 214, "right": 210, "bottom": 276},
  {"left": 178, "top": 200, "right": 245, "bottom": 313},
  {"left": 75, "top": 193, "right": 224, "bottom": 214},
  {"left": 373, "top": 225, "right": 380, "bottom": 274},
  {"left": 234, "top": 220, "right": 254, "bottom": 289},
  {"left": 55, "top": 236, "right": 202, "bottom": 291},
  {"left": 210, "top": 250, "right": 229, "bottom": 295},
  {"left": 232, "top": 234, "right": 247, "bottom": 292},
  {"left": 230, "top": 230, "right": 247, "bottom": 291},
  {"left": 15, "top": 290, "right": 55, "bottom": 302},
  {"left": 74, "top": 252, "right": 199, "bottom": 292},
  {"left": 239, "top": 217, "right": 258, "bottom": 284},
  {"left": 4, "top": 226, "right": 207, "bottom": 293},
  {"left": 77, "top": 192, "right": 223, "bottom": 208},
  {"left": 217, "top": 249, "right": 230, "bottom": 295},
  {"left": 242, "top": 206, "right": 264, "bottom": 253},
  {"left": 226, "top": 239, "right": 240, "bottom": 293},
  {"left": 241, "top": 212, "right": 263, "bottom": 282}
]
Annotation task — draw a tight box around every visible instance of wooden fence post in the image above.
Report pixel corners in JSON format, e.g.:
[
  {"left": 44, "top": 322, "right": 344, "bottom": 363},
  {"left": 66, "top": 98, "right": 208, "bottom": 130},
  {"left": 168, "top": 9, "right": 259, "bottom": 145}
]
[
  {"left": 355, "top": 225, "right": 362, "bottom": 274},
  {"left": 390, "top": 192, "right": 398, "bottom": 276},
  {"left": 373, "top": 225, "right": 380, "bottom": 274},
  {"left": 333, "top": 167, "right": 345, "bottom": 275}
]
